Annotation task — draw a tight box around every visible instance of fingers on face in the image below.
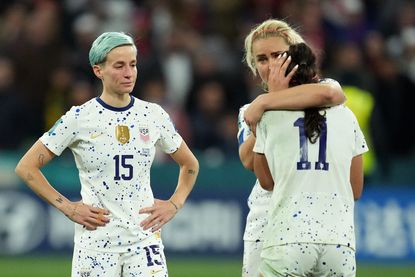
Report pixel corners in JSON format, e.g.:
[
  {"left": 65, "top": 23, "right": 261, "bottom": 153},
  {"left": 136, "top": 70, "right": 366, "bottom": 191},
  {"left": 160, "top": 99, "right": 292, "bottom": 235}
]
[{"left": 280, "top": 54, "right": 292, "bottom": 71}]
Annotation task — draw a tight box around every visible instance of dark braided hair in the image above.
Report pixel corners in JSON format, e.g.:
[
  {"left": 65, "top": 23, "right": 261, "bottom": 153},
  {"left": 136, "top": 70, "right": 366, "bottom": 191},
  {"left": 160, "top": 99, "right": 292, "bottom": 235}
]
[{"left": 285, "top": 43, "right": 326, "bottom": 144}]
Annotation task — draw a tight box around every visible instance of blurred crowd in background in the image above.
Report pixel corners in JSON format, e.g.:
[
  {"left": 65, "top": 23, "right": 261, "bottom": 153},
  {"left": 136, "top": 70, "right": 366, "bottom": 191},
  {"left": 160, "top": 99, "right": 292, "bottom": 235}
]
[{"left": 0, "top": 0, "right": 414, "bottom": 183}]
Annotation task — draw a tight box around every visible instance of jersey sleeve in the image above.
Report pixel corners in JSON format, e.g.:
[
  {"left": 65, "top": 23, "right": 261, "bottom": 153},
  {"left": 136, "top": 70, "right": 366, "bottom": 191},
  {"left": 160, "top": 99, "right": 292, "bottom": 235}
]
[
  {"left": 253, "top": 114, "right": 267, "bottom": 154},
  {"left": 350, "top": 109, "right": 369, "bottom": 156},
  {"left": 319, "top": 78, "right": 340, "bottom": 86},
  {"left": 154, "top": 104, "right": 183, "bottom": 154},
  {"left": 40, "top": 106, "right": 79, "bottom": 156},
  {"left": 237, "top": 104, "right": 252, "bottom": 146}
]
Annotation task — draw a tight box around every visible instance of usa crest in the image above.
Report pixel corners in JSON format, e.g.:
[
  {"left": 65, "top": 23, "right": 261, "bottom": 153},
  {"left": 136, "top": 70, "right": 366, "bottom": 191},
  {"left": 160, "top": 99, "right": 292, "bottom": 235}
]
[
  {"left": 115, "top": 125, "right": 130, "bottom": 144},
  {"left": 139, "top": 126, "right": 150, "bottom": 142}
]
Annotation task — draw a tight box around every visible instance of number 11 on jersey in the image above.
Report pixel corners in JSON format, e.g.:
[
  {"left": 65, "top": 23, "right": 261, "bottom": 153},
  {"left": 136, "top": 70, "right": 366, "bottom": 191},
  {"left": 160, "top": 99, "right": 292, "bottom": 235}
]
[{"left": 294, "top": 117, "right": 329, "bottom": 171}]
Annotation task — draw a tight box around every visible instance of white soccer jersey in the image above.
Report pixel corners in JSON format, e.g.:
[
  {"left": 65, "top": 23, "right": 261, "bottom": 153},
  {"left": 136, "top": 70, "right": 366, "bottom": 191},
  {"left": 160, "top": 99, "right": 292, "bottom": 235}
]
[
  {"left": 41, "top": 96, "right": 182, "bottom": 252},
  {"left": 238, "top": 104, "right": 272, "bottom": 242},
  {"left": 254, "top": 105, "right": 368, "bottom": 251},
  {"left": 237, "top": 79, "right": 340, "bottom": 242}
]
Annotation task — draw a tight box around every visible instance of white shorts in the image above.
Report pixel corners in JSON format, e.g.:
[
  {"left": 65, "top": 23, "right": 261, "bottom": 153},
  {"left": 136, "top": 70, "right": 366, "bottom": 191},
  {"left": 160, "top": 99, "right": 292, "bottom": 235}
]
[
  {"left": 260, "top": 243, "right": 356, "bottom": 277},
  {"left": 243, "top": 240, "right": 263, "bottom": 277},
  {"left": 72, "top": 235, "right": 168, "bottom": 277}
]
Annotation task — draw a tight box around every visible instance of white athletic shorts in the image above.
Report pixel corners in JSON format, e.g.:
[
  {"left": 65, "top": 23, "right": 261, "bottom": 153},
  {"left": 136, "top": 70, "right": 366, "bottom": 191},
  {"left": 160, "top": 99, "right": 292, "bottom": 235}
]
[
  {"left": 260, "top": 243, "right": 356, "bottom": 277},
  {"left": 243, "top": 240, "right": 263, "bottom": 277},
  {"left": 71, "top": 234, "right": 168, "bottom": 277}
]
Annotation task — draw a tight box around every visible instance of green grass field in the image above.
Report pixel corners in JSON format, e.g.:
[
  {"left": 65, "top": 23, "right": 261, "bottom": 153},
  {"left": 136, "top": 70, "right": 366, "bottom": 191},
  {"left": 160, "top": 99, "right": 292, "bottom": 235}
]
[{"left": 1, "top": 256, "right": 414, "bottom": 276}]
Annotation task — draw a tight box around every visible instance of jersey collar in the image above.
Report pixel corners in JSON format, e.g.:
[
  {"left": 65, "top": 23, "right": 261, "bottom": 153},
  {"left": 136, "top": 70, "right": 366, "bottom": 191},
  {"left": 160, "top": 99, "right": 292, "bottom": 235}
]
[{"left": 96, "top": 95, "right": 135, "bottom": 112}]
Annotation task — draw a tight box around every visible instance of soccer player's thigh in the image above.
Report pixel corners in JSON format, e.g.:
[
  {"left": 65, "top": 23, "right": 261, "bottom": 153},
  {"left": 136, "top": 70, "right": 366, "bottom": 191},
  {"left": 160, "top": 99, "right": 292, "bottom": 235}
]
[
  {"left": 123, "top": 234, "right": 168, "bottom": 276},
  {"left": 316, "top": 244, "right": 356, "bottom": 277},
  {"left": 243, "top": 240, "right": 263, "bottom": 277},
  {"left": 259, "top": 243, "right": 318, "bottom": 277},
  {"left": 71, "top": 245, "right": 121, "bottom": 277}
]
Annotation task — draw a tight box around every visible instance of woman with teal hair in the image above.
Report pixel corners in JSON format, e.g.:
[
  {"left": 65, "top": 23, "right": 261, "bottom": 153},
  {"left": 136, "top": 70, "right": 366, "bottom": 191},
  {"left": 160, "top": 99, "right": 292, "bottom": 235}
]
[{"left": 16, "top": 31, "right": 199, "bottom": 276}]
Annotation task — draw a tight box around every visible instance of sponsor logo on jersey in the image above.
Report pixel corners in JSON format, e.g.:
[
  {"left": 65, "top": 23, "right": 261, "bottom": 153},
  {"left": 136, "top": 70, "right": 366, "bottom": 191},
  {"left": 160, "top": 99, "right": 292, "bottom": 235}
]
[
  {"left": 115, "top": 125, "right": 130, "bottom": 144},
  {"left": 90, "top": 133, "right": 102, "bottom": 139}
]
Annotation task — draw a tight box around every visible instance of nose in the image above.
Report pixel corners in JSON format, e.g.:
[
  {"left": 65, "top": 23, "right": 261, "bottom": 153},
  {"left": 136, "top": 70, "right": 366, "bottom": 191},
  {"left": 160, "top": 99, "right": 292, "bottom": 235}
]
[{"left": 124, "top": 66, "right": 134, "bottom": 78}]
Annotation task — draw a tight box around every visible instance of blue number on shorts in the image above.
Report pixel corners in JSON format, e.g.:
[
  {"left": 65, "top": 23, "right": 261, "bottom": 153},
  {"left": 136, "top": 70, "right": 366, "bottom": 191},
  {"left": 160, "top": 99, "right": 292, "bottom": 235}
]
[
  {"left": 294, "top": 118, "right": 329, "bottom": 171},
  {"left": 113, "top": 155, "right": 134, "bottom": 180},
  {"left": 143, "top": 245, "right": 162, "bottom": 266}
]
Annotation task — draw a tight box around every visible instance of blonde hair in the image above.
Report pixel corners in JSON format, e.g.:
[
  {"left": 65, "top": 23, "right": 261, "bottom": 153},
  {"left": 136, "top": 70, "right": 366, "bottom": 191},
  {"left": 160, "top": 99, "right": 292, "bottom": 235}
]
[{"left": 244, "top": 19, "right": 304, "bottom": 76}]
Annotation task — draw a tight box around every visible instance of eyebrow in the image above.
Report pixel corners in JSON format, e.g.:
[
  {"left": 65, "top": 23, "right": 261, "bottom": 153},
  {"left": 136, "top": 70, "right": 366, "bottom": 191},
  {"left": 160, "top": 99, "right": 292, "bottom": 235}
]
[{"left": 255, "top": 51, "right": 285, "bottom": 58}]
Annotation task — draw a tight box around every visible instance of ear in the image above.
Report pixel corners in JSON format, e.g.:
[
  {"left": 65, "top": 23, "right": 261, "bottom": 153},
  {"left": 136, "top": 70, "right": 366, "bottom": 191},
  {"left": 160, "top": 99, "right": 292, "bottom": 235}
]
[{"left": 92, "top": 64, "right": 103, "bottom": 79}]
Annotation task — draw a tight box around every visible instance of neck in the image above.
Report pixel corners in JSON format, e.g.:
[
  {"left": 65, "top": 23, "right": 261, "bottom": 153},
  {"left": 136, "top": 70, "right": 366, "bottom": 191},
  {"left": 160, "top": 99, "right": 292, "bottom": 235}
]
[{"left": 100, "top": 91, "right": 131, "bottom": 108}]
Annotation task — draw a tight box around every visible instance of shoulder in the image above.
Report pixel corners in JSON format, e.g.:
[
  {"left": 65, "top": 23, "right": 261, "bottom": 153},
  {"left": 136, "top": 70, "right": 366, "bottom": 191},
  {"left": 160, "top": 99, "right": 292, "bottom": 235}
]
[
  {"left": 326, "top": 105, "right": 357, "bottom": 121},
  {"left": 239, "top": 103, "right": 250, "bottom": 114},
  {"left": 67, "top": 98, "right": 99, "bottom": 116},
  {"left": 319, "top": 78, "right": 340, "bottom": 87},
  {"left": 133, "top": 97, "right": 170, "bottom": 120}
]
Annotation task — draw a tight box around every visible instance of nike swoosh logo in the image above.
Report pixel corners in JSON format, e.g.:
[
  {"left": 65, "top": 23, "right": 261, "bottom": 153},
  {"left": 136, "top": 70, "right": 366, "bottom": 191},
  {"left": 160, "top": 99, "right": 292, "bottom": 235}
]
[
  {"left": 90, "top": 133, "right": 102, "bottom": 139},
  {"left": 150, "top": 269, "right": 163, "bottom": 275}
]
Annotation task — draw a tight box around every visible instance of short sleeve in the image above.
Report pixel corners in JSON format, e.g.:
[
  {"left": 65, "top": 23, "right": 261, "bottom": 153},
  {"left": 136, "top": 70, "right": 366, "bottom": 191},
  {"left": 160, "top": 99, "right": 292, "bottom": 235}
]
[
  {"left": 350, "top": 111, "right": 369, "bottom": 156},
  {"left": 253, "top": 115, "right": 266, "bottom": 154},
  {"left": 154, "top": 104, "right": 183, "bottom": 154},
  {"left": 40, "top": 106, "right": 79, "bottom": 156},
  {"left": 319, "top": 78, "right": 340, "bottom": 86},
  {"left": 237, "top": 104, "right": 252, "bottom": 146}
]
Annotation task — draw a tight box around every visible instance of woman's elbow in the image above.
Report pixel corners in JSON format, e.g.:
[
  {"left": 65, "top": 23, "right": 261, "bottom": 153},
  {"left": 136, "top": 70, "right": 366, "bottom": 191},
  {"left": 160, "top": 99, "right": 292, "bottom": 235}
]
[
  {"left": 352, "top": 182, "right": 363, "bottom": 200},
  {"left": 322, "top": 85, "right": 345, "bottom": 105},
  {"left": 15, "top": 161, "right": 28, "bottom": 179},
  {"left": 353, "top": 188, "right": 363, "bottom": 201},
  {"left": 241, "top": 158, "right": 254, "bottom": 171},
  {"left": 188, "top": 155, "right": 199, "bottom": 174},
  {"left": 259, "top": 179, "right": 274, "bottom": 191}
]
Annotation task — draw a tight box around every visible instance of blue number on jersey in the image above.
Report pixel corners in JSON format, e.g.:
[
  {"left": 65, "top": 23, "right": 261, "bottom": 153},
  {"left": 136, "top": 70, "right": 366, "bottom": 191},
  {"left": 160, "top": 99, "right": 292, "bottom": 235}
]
[
  {"left": 113, "top": 155, "right": 134, "bottom": 180},
  {"left": 294, "top": 118, "right": 329, "bottom": 171},
  {"left": 143, "top": 245, "right": 163, "bottom": 266}
]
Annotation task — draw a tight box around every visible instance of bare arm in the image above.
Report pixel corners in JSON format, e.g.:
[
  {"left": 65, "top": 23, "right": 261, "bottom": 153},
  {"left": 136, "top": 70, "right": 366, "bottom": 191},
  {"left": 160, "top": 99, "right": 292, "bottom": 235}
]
[
  {"left": 350, "top": 154, "right": 364, "bottom": 200},
  {"left": 245, "top": 82, "right": 346, "bottom": 132},
  {"left": 140, "top": 141, "right": 199, "bottom": 231},
  {"left": 239, "top": 135, "right": 256, "bottom": 171},
  {"left": 253, "top": 153, "right": 274, "bottom": 191},
  {"left": 15, "top": 140, "right": 109, "bottom": 230}
]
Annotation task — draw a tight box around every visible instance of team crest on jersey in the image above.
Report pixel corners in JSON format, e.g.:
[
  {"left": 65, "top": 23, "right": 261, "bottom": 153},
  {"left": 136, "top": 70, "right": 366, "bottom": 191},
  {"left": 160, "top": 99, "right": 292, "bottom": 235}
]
[
  {"left": 139, "top": 126, "right": 150, "bottom": 142},
  {"left": 115, "top": 125, "right": 130, "bottom": 144}
]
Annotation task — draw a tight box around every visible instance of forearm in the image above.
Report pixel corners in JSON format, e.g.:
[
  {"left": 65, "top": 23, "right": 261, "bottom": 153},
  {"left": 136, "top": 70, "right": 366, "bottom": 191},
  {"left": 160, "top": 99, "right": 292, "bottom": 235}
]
[
  {"left": 170, "top": 159, "right": 199, "bottom": 209},
  {"left": 15, "top": 140, "right": 73, "bottom": 216},
  {"left": 253, "top": 153, "right": 274, "bottom": 191},
  {"left": 261, "top": 83, "right": 345, "bottom": 111},
  {"left": 239, "top": 135, "right": 256, "bottom": 171},
  {"left": 15, "top": 164, "right": 72, "bottom": 215}
]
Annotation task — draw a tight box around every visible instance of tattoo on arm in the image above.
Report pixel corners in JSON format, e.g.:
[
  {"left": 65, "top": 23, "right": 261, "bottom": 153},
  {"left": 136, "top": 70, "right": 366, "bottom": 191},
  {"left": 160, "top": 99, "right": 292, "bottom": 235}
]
[
  {"left": 56, "top": 196, "right": 64, "bottom": 204},
  {"left": 26, "top": 173, "right": 34, "bottom": 182},
  {"left": 187, "top": 169, "right": 196, "bottom": 175},
  {"left": 38, "top": 154, "right": 45, "bottom": 167}
]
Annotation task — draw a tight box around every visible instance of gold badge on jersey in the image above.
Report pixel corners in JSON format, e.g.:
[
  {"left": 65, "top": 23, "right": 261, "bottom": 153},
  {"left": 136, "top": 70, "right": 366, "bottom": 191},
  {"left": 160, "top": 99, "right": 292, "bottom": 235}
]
[{"left": 115, "top": 125, "right": 130, "bottom": 144}]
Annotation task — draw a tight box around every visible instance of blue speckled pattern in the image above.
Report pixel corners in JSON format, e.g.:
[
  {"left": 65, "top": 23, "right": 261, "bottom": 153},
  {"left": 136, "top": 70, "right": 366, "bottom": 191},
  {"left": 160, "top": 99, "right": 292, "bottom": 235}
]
[{"left": 40, "top": 96, "right": 182, "bottom": 253}]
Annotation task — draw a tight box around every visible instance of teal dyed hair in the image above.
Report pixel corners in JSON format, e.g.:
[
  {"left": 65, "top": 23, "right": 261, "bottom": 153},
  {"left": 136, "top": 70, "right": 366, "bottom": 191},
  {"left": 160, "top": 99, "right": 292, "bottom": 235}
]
[{"left": 89, "top": 32, "right": 135, "bottom": 66}]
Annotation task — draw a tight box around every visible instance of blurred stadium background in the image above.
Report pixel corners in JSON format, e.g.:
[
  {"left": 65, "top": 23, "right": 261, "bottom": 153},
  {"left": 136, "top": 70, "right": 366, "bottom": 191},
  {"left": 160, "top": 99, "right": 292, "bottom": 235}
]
[{"left": 1, "top": 0, "right": 415, "bottom": 276}]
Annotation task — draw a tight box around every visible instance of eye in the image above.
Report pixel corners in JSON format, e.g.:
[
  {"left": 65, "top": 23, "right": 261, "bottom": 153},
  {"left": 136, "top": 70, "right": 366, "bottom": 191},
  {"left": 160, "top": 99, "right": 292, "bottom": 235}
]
[{"left": 256, "top": 57, "right": 267, "bottom": 63}]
